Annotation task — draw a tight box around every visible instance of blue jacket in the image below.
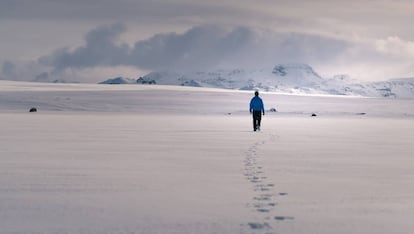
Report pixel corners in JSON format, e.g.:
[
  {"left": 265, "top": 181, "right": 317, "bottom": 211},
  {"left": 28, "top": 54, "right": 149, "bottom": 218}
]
[{"left": 250, "top": 96, "right": 264, "bottom": 113}]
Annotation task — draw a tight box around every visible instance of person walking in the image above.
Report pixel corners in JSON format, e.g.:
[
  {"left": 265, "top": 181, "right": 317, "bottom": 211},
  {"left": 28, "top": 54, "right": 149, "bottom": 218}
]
[{"left": 249, "top": 91, "right": 265, "bottom": 131}]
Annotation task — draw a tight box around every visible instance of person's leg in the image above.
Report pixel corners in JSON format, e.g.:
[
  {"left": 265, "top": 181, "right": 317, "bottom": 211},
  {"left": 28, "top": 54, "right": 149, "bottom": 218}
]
[
  {"left": 252, "top": 113, "right": 257, "bottom": 131},
  {"left": 253, "top": 111, "right": 261, "bottom": 131},
  {"left": 257, "top": 112, "right": 262, "bottom": 130}
]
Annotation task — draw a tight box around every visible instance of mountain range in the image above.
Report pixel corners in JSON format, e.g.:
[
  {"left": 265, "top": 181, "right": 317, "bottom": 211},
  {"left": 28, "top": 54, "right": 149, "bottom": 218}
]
[{"left": 99, "top": 64, "right": 414, "bottom": 98}]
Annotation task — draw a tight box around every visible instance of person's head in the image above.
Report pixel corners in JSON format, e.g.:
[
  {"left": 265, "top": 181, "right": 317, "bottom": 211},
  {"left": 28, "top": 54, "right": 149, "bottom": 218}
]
[{"left": 254, "top": 91, "right": 259, "bottom": 96}]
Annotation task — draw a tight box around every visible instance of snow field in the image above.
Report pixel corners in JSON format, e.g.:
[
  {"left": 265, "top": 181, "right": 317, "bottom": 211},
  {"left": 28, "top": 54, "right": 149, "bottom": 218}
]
[
  {"left": 259, "top": 117, "right": 414, "bottom": 234},
  {"left": 0, "top": 113, "right": 258, "bottom": 233},
  {"left": 1, "top": 81, "right": 414, "bottom": 233}
]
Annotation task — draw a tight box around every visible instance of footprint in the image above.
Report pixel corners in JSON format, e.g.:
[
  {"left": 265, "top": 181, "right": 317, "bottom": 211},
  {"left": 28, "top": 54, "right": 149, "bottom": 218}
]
[
  {"left": 257, "top": 208, "right": 271, "bottom": 213},
  {"left": 254, "top": 194, "right": 272, "bottom": 201},
  {"left": 255, "top": 187, "right": 270, "bottom": 192},
  {"left": 248, "top": 222, "right": 270, "bottom": 229},
  {"left": 243, "top": 135, "right": 284, "bottom": 232},
  {"left": 274, "top": 216, "right": 294, "bottom": 221}
]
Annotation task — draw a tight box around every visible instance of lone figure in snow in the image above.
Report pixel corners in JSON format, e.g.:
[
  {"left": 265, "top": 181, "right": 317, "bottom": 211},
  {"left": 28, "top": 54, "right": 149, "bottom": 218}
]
[{"left": 250, "top": 91, "right": 265, "bottom": 131}]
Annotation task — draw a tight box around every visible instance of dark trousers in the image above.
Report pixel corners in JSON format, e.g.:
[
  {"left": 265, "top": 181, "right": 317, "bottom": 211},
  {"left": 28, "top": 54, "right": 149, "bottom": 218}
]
[{"left": 252, "top": 110, "right": 262, "bottom": 131}]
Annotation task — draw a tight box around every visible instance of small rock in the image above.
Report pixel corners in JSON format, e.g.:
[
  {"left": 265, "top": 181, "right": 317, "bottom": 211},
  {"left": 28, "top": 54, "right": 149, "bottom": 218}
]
[
  {"left": 29, "top": 107, "right": 37, "bottom": 112},
  {"left": 311, "top": 113, "right": 317, "bottom": 117},
  {"left": 269, "top": 108, "right": 277, "bottom": 112}
]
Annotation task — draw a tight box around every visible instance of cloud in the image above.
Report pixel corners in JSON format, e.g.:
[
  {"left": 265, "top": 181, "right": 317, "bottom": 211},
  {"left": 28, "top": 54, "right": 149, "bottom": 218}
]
[
  {"left": 3, "top": 0, "right": 414, "bottom": 82},
  {"left": 1, "top": 60, "right": 49, "bottom": 81},
  {"left": 39, "top": 23, "right": 129, "bottom": 71},
  {"left": 375, "top": 36, "right": 414, "bottom": 59},
  {"left": 1, "top": 61, "right": 16, "bottom": 79},
  {"left": 40, "top": 23, "right": 350, "bottom": 73},
  {"left": 23, "top": 23, "right": 414, "bottom": 82},
  {"left": 128, "top": 25, "right": 259, "bottom": 70},
  {"left": 0, "top": 0, "right": 245, "bottom": 24}
]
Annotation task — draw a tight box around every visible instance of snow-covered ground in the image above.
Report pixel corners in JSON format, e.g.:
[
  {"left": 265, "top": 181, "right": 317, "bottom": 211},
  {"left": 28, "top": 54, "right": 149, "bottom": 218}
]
[{"left": 1, "top": 80, "right": 414, "bottom": 234}]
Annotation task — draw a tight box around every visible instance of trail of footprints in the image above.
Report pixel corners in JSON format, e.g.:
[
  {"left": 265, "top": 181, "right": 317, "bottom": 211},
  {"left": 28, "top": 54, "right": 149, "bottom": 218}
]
[{"left": 243, "top": 134, "right": 293, "bottom": 233}]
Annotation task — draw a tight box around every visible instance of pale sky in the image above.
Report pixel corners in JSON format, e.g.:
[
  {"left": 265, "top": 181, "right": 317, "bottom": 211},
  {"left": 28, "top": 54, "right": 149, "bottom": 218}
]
[{"left": 1, "top": 0, "right": 414, "bottom": 82}]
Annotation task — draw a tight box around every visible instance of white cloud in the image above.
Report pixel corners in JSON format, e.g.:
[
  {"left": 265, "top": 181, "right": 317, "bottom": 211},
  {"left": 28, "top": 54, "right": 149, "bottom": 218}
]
[{"left": 375, "top": 36, "right": 414, "bottom": 59}]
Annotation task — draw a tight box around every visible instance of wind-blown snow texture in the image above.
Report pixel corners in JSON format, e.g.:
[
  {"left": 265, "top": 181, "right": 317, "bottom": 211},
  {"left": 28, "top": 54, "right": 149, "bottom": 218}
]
[
  {"left": 100, "top": 64, "right": 414, "bottom": 99},
  {"left": 1, "top": 81, "right": 414, "bottom": 234}
]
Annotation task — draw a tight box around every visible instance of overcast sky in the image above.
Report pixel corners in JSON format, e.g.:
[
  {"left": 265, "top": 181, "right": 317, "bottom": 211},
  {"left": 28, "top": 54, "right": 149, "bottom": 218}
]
[{"left": 1, "top": 0, "right": 414, "bottom": 82}]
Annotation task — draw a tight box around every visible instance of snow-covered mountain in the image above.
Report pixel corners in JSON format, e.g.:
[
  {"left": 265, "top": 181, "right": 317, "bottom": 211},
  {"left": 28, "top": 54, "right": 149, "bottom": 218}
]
[
  {"left": 318, "top": 76, "right": 414, "bottom": 98},
  {"left": 99, "top": 64, "right": 414, "bottom": 98},
  {"left": 360, "top": 78, "right": 414, "bottom": 99},
  {"left": 98, "top": 77, "right": 137, "bottom": 84},
  {"left": 133, "top": 64, "right": 325, "bottom": 92}
]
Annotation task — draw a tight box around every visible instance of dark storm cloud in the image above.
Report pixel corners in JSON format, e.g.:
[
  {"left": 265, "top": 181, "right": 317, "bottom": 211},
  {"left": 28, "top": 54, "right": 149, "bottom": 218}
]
[
  {"left": 40, "top": 23, "right": 129, "bottom": 70},
  {"left": 40, "top": 24, "right": 350, "bottom": 72},
  {"left": 129, "top": 25, "right": 258, "bottom": 70},
  {"left": 1, "top": 61, "right": 16, "bottom": 78},
  {"left": 128, "top": 26, "right": 350, "bottom": 70}
]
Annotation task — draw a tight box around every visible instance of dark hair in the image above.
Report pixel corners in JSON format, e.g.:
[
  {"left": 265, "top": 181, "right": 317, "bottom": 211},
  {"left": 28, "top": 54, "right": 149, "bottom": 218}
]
[{"left": 254, "top": 91, "right": 259, "bottom": 96}]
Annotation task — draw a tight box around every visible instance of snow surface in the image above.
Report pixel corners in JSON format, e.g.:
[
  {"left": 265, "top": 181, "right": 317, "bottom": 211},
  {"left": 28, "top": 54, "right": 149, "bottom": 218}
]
[{"left": 1, "top": 80, "right": 414, "bottom": 234}]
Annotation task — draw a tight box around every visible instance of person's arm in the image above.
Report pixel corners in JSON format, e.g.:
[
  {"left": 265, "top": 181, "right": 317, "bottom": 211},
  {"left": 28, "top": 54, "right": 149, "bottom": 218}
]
[
  {"left": 261, "top": 100, "right": 265, "bottom": 115},
  {"left": 249, "top": 100, "right": 253, "bottom": 113}
]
